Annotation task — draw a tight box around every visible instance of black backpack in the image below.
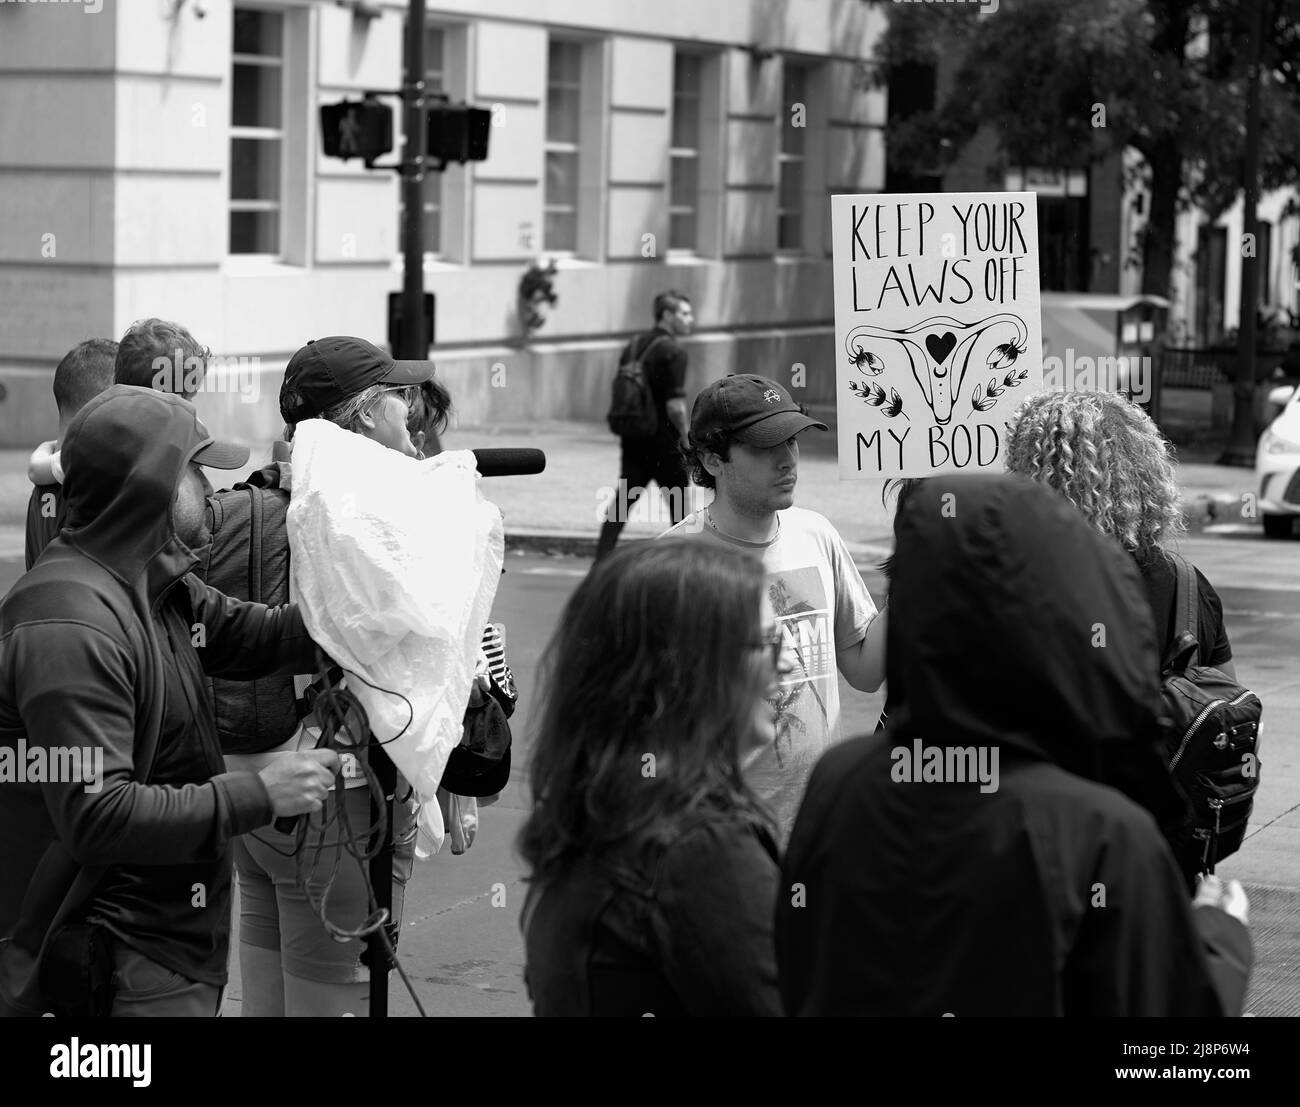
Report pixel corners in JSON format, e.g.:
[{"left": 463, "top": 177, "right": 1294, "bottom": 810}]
[
  {"left": 196, "top": 466, "right": 304, "bottom": 754},
  {"left": 1159, "top": 554, "right": 1262, "bottom": 876},
  {"left": 606, "top": 333, "right": 668, "bottom": 439}
]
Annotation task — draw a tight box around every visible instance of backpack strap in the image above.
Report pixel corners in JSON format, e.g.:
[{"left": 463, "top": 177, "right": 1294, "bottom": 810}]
[
  {"left": 631, "top": 331, "right": 671, "bottom": 365},
  {"left": 246, "top": 485, "right": 264, "bottom": 605},
  {"left": 1168, "top": 552, "right": 1201, "bottom": 671}
]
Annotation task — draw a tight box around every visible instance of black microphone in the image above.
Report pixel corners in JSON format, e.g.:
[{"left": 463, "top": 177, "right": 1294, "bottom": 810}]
[{"left": 470, "top": 448, "right": 546, "bottom": 477}]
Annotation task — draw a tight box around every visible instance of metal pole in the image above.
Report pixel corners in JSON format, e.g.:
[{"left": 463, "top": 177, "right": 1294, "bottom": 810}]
[
  {"left": 399, "top": 0, "right": 427, "bottom": 360},
  {"left": 1219, "top": 0, "right": 1266, "bottom": 466},
  {"left": 365, "top": 0, "right": 425, "bottom": 1021}
]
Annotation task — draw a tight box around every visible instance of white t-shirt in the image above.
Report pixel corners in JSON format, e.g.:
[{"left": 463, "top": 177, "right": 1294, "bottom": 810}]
[{"left": 660, "top": 506, "right": 878, "bottom": 839}]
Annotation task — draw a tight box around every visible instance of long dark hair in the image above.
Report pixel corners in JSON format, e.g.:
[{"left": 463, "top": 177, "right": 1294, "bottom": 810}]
[
  {"left": 879, "top": 477, "right": 921, "bottom": 580},
  {"left": 518, "top": 540, "right": 774, "bottom": 887}
]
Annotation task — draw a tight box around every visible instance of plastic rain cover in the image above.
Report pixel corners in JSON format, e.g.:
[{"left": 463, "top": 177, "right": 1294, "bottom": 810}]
[{"left": 285, "top": 420, "right": 504, "bottom": 857}]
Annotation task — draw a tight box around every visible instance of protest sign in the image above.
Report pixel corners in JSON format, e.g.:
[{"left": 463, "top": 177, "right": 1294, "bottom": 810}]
[{"left": 831, "top": 192, "right": 1042, "bottom": 479}]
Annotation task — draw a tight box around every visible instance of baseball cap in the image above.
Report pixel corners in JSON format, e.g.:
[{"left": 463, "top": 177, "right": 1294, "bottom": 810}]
[
  {"left": 441, "top": 695, "right": 512, "bottom": 798},
  {"left": 690, "top": 374, "right": 828, "bottom": 448},
  {"left": 192, "top": 417, "right": 251, "bottom": 469},
  {"left": 279, "top": 336, "right": 436, "bottom": 424}
]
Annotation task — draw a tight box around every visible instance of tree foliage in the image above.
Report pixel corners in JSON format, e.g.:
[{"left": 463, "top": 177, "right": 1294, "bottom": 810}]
[{"left": 873, "top": 0, "right": 1300, "bottom": 296}]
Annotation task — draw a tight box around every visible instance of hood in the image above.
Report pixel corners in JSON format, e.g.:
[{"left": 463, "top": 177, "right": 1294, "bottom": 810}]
[
  {"left": 59, "top": 385, "right": 244, "bottom": 597},
  {"left": 887, "top": 473, "right": 1181, "bottom": 818}
]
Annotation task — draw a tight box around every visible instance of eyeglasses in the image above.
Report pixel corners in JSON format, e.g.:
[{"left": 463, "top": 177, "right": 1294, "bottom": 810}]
[{"left": 750, "top": 626, "right": 784, "bottom": 669}]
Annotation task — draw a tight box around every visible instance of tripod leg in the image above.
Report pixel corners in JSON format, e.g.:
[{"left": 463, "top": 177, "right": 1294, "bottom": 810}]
[{"left": 367, "top": 744, "right": 398, "bottom": 1018}]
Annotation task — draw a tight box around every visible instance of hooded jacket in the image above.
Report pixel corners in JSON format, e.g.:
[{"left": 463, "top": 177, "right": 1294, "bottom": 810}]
[
  {"left": 776, "top": 473, "right": 1251, "bottom": 1017},
  {"left": 0, "top": 386, "right": 317, "bottom": 1011}
]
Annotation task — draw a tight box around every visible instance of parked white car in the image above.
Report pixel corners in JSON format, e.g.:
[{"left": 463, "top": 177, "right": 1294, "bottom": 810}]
[{"left": 1256, "top": 383, "right": 1300, "bottom": 538}]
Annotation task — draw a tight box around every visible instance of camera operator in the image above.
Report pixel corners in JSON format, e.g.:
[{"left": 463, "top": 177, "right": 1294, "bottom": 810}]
[
  {"left": 200, "top": 336, "right": 437, "bottom": 1017},
  {"left": 0, "top": 387, "right": 338, "bottom": 1017}
]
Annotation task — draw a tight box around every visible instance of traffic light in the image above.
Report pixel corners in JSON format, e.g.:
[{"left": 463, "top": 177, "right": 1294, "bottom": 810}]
[
  {"left": 427, "top": 104, "right": 491, "bottom": 164},
  {"left": 320, "top": 97, "right": 394, "bottom": 166},
  {"left": 388, "top": 292, "right": 436, "bottom": 356}
]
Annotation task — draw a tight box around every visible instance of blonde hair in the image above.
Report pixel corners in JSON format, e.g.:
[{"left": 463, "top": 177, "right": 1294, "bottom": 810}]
[
  {"left": 1004, "top": 390, "right": 1185, "bottom": 563},
  {"left": 283, "top": 384, "right": 412, "bottom": 441}
]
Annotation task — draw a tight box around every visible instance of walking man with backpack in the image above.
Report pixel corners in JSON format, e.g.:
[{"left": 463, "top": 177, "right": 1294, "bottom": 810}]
[{"left": 595, "top": 290, "right": 695, "bottom": 562}]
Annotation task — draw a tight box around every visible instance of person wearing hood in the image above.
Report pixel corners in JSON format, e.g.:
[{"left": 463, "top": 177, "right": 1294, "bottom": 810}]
[
  {"left": 0, "top": 385, "right": 340, "bottom": 1017},
  {"left": 776, "top": 473, "right": 1252, "bottom": 1017}
]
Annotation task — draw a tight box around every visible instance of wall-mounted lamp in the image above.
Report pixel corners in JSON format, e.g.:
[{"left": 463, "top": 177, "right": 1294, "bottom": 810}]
[
  {"left": 336, "top": 0, "right": 383, "bottom": 20},
  {"left": 161, "top": 0, "right": 207, "bottom": 20}
]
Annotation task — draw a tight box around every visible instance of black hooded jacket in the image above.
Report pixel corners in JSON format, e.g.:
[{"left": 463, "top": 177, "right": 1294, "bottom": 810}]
[
  {"left": 776, "top": 473, "right": 1251, "bottom": 1016},
  {"left": 0, "top": 386, "right": 317, "bottom": 1009}
]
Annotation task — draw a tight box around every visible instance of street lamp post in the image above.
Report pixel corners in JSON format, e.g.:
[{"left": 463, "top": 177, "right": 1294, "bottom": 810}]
[
  {"left": 398, "top": 0, "right": 427, "bottom": 361},
  {"left": 1219, "top": 0, "right": 1266, "bottom": 467}
]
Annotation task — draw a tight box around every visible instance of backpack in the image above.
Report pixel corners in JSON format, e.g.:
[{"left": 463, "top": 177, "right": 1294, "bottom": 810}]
[
  {"left": 1159, "top": 554, "right": 1262, "bottom": 876},
  {"left": 606, "top": 333, "right": 668, "bottom": 439},
  {"left": 197, "top": 466, "right": 303, "bottom": 754}
]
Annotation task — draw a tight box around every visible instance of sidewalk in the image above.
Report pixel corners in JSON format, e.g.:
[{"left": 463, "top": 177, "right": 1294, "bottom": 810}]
[
  {"left": 443, "top": 421, "right": 1258, "bottom": 559},
  {"left": 0, "top": 424, "right": 1258, "bottom": 561}
]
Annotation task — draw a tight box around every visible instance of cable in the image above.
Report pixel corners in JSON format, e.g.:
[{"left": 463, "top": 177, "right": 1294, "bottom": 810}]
[{"left": 274, "top": 673, "right": 428, "bottom": 1016}]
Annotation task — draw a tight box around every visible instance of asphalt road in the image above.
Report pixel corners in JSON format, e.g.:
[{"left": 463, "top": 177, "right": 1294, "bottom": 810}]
[{"left": 2, "top": 528, "right": 1296, "bottom": 1016}]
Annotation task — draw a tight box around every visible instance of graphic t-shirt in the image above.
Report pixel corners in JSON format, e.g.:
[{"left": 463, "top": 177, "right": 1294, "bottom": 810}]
[{"left": 661, "top": 506, "right": 878, "bottom": 838}]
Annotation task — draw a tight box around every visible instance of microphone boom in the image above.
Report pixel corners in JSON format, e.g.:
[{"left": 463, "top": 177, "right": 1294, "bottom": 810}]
[{"left": 470, "top": 448, "right": 546, "bottom": 477}]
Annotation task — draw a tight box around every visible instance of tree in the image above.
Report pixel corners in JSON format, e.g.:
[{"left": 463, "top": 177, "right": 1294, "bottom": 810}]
[{"left": 873, "top": 0, "right": 1300, "bottom": 300}]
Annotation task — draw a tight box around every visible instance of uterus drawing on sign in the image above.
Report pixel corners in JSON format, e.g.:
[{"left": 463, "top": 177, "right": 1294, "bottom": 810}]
[{"left": 845, "top": 313, "right": 1029, "bottom": 426}]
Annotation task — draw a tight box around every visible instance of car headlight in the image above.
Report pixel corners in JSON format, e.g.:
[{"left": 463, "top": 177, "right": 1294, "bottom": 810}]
[{"left": 1262, "top": 427, "right": 1300, "bottom": 454}]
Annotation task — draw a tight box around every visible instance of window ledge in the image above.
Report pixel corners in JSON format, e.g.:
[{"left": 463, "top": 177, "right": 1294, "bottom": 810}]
[
  {"left": 424, "top": 256, "right": 465, "bottom": 274},
  {"left": 664, "top": 252, "right": 718, "bottom": 267},
  {"left": 221, "top": 256, "right": 306, "bottom": 277},
  {"left": 548, "top": 256, "right": 601, "bottom": 271}
]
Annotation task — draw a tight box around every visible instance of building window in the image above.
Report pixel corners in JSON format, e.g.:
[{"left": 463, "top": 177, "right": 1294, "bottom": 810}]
[
  {"left": 669, "top": 52, "right": 703, "bottom": 251},
  {"left": 421, "top": 27, "right": 447, "bottom": 254},
  {"left": 229, "top": 7, "right": 285, "bottom": 255},
  {"left": 1256, "top": 220, "right": 1271, "bottom": 309},
  {"left": 1196, "top": 225, "right": 1228, "bottom": 345},
  {"left": 544, "top": 39, "right": 582, "bottom": 253},
  {"left": 778, "top": 63, "right": 808, "bottom": 252}
]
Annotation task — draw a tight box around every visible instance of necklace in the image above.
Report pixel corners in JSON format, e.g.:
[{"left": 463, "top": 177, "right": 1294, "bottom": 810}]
[{"left": 704, "top": 505, "right": 780, "bottom": 544}]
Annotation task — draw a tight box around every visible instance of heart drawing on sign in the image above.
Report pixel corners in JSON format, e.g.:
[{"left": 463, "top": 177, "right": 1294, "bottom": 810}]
[{"left": 925, "top": 332, "right": 957, "bottom": 365}]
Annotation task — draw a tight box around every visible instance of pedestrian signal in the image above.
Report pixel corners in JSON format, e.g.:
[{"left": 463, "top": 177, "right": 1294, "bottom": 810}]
[
  {"left": 320, "top": 97, "right": 394, "bottom": 166},
  {"left": 427, "top": 104, "right": 492, "bottom": 164}
]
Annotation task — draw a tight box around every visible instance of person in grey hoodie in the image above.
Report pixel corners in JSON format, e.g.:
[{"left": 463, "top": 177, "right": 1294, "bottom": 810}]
[{"left": 0, "top": 385, "right": 338, "bottom": 1017}]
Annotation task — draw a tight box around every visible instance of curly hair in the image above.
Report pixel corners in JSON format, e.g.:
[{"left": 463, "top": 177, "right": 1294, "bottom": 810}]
[
  {"left": 117, "top": 318, "right": 210, "bottom": 398},
  {"left": 1004, "top": 390, "right": 1185, "bottom": 564},
  {"left": 683, "top": 426, "right": 733, "bottom": 490},
  {"left": 406, "top": 377, "right": 453, "bottom": 439}
]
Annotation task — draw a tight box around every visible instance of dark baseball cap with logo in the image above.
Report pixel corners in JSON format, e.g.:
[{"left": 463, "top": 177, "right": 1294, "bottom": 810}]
[
  {"left": 279, "top": 336, "right": 436, "bottom": 424},
  {"left": 690, "top": 374, "right": 828, "bottom": 448}
]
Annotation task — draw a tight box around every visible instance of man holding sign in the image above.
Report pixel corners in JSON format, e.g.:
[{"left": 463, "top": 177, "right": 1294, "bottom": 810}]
[
  {"left": 663, "top": 375, "right": 886, "bottom": 840},
  {"left": 832, "top": 193, "right": 1042, "bottom": 480}
]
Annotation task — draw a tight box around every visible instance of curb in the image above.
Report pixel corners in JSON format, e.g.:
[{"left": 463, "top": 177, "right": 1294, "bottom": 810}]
[
  {"left": 505, "top": 530, "right": 904, "bottom": 566},
  {"left": 505, "top": 494, "right": 1253, "bottom": 560},
  {"left": 1182, "top": 491, "right": 1249, "bottom": 528}
]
